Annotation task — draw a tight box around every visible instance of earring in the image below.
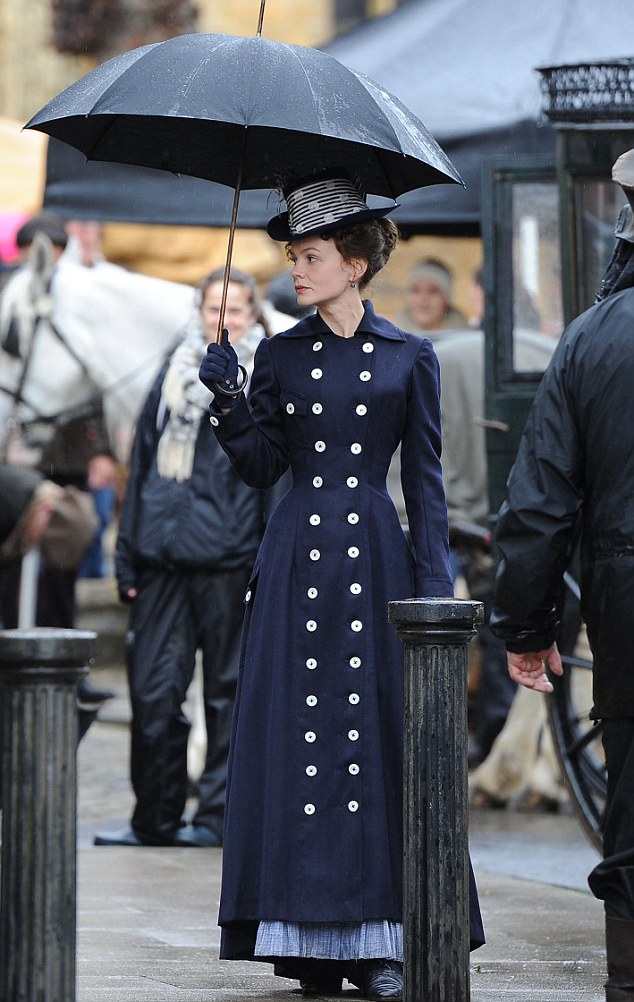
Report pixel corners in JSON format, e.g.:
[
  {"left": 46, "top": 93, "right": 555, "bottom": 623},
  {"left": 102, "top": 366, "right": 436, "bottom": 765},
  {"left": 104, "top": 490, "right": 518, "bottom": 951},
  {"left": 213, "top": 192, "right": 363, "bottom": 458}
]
[{"left": 350, "top": 280, "right": 356, "bottom": 288}]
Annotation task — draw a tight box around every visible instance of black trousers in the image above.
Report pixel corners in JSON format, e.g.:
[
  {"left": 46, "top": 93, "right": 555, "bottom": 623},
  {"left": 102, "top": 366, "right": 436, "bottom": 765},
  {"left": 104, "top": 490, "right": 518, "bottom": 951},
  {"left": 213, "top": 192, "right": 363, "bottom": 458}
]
[
  {"left": 126, "top": 564, "right": 250, "bottom": 842},
  {"left": 588, "top": 718, "right": 634, "bottom": 919}
]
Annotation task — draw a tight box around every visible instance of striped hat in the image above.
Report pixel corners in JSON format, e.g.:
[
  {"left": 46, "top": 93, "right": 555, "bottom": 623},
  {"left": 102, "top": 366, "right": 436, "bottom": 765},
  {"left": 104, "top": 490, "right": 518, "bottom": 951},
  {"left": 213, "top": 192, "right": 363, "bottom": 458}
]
[{"left": 266, "top": 170, "right": 395, "bottom": 241}]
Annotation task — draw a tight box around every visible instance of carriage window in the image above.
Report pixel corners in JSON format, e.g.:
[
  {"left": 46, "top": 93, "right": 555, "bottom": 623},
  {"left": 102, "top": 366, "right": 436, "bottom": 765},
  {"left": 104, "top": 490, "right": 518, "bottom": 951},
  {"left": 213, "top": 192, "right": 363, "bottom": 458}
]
[
  {"left": 574, "top": 177, "right": 624, "bottom": 313},
  {"left": 509, "top": 181, "right": 563, "bottom": 375}
]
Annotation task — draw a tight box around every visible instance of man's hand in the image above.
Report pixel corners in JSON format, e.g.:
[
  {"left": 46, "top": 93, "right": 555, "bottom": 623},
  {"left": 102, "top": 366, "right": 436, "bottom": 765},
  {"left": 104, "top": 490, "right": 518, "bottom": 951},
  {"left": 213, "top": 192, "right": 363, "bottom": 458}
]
[{"left": 507, "top": 642, "right": 563, "bottom": 693}]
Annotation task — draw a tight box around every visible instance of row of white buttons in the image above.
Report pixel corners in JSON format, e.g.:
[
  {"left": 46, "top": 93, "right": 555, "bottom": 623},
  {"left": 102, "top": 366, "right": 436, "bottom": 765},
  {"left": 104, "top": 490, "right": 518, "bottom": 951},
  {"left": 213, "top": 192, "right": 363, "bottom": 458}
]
[
  {"left": 312, "top": 472, "right": 361, "bottom": 489},
  {"left": 304, "top": 657, "right": 361, "bottom": 669},
  {"left": 304, "top": 693, "right": 360, "bottom": 706},
  {"left": 305, "top": 729, "right": 359, "bottom": 742},
  {"left": 304, "top": 618, "right": 362, "bottom": 631},
  {"left": 305, "top": 763, "right": 360, "bottom": 776},
  {"left": 311, "top": 340, "right": 374, "bottom": 354},
  {"left": 309, "top": 547, "right": 360, "bottom": 560},
  {"left": 304, "top": 801, "right": 359, "bottom": 814},
  {"left": 286, "top": 401, "right": 367, "bottom": 417},
  {"left": 311, "top": 368, "right": 372, "bottom": 381}
]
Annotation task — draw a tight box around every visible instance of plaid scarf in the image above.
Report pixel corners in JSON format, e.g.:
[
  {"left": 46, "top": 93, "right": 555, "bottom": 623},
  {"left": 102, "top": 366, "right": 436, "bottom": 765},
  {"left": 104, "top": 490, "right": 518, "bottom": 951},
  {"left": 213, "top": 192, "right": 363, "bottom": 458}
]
[{"left": 156, "top": 320, "right": 263, "bottom": 482}]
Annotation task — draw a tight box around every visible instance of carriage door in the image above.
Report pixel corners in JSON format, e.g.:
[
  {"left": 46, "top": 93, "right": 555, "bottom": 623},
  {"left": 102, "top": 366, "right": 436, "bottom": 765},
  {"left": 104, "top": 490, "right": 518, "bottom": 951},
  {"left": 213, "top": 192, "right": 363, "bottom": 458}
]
[{"left": 481, "top": 160, "right": 562, "bottom": 520}]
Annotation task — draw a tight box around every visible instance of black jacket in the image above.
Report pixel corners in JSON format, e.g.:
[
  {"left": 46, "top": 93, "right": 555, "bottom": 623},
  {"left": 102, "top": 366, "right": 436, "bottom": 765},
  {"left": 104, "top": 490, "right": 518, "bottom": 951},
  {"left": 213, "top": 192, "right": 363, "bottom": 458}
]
[
  {"left": 116, "top": 367, "right": 270, "bottom": 595},
  {"left": 491, "top": 288, "right": 634, "bottom": 718}
]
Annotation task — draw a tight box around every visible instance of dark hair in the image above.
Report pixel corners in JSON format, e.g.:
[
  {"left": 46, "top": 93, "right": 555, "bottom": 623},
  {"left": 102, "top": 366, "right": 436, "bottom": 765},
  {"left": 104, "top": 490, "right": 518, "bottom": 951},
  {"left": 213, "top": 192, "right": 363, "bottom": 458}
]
[
  {"left": 285, "top": 218, "right": 399, "bottom": 290},
  {"left": 16, "top": 212, "right": 68, "bottom": 250},
  {"left": 198, "top": 266, "right": 273, "bottom": 338}
]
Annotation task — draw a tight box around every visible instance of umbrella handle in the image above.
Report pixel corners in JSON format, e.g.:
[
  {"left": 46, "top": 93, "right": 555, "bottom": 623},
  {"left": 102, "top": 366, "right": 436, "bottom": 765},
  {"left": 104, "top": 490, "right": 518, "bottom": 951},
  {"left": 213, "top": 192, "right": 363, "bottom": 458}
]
[{"left": 212, "top": 364, "right": 249, "bottom": 398}]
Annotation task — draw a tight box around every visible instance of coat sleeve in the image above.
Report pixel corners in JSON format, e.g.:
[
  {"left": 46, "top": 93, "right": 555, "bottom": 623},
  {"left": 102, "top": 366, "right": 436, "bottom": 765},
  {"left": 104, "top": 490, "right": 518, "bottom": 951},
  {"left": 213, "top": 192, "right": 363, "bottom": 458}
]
[
  {"left": 114, "top": 370, "right": 165, "bottom": 594},
  {"left": 400, "top": 339, "right": 454, "bottom": 597},
  {"left": 490, "top": 333, "right": 584, "bottom": 652},
  {"left": 211, "top": 337, "right": 290, "bottom": 489}
]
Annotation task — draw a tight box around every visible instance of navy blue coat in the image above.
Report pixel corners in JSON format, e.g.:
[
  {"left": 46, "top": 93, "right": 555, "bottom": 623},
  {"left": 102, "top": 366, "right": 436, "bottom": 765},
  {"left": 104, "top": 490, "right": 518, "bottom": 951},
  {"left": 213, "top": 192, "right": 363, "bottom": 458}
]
[{"left": 210, "top": 302, "right": 458, "bottom": 956}]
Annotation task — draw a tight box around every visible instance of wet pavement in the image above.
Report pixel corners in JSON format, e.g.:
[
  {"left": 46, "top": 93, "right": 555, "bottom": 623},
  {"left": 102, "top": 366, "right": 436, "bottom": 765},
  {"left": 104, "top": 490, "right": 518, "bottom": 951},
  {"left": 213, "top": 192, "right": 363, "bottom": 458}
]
[{"left": 68, "top": 580, "right": 608, "bottom": 999}]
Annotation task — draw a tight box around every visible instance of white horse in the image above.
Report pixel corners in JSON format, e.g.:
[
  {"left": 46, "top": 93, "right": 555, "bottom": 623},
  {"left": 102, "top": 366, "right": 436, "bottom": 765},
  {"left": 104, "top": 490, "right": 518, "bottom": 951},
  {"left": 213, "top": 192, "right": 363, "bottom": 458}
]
[
  {"left": 0, "top": 237, "right": 296, "bottom": 785},
  {"left": 0, "top": 239, "right": 196, "bottom": 466}
]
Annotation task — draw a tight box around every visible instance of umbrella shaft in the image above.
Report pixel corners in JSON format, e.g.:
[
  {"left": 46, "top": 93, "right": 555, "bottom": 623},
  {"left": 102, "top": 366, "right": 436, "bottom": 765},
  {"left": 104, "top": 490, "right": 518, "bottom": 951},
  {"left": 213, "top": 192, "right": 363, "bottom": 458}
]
[
  {"left": 257, "top": 0, "right": 266, "bottom": 36},
  {"left": 216, "top": 135, "right": 246, "bottom": 343}
]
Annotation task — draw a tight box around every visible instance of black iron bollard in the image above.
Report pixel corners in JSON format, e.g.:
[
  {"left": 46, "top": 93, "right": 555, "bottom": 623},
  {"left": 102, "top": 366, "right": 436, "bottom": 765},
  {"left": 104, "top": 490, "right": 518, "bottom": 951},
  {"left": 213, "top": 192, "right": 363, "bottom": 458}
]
[
  {"left": 388, "top": 598, "right": 483, "bottom": 1002},
  {"left": 0, "top": 627, "right": 97, "bottom": 1002}
]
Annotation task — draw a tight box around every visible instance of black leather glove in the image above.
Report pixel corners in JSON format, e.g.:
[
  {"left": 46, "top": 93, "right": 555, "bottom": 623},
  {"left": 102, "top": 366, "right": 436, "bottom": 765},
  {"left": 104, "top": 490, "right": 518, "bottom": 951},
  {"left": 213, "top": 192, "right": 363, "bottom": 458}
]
[{"left": 199, "top": 329, "right": 241, "bottom": 393}]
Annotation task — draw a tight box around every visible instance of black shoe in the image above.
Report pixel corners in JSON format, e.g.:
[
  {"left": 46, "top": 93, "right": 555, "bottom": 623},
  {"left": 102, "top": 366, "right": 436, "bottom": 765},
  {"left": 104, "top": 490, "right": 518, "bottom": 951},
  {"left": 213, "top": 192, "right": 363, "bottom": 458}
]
[
  {"left": 300, "top": 978, "right": 342, "bottom": 996},
  {"left": 93, "top": 825, "right": 178, "bottom": 847},
  {"left": 172, "top": 824, "right": 223, "bottom": 847},
  {"left": 77, "top": 677, "right": 116, "bottom": 706},
  {"left": 93, "top": 826, "right": 143, "bottom": 846},
  {"left": 361, "top": 961, "right": 403, "bottom": 1001}
]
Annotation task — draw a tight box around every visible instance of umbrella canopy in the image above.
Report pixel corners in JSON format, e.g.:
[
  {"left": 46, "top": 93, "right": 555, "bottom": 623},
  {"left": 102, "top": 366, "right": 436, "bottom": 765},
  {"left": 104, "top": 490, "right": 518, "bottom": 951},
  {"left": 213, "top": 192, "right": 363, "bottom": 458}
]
[
  {"left": 44, "top": 136, "right": 275, "bottom": 228},
  {"left": 26, "top": 32, "right": 461, "bottom": 201}
]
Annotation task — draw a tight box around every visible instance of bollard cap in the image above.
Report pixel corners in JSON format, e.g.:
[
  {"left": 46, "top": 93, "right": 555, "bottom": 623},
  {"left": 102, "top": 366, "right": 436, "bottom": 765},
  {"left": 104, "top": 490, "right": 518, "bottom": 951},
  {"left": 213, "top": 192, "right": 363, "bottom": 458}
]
[
  {"left": 0, "top": 627, "right": 97, "bottom": 668},
  {"left": 388, "top": 597, "right": 484, "bottom": 627}
]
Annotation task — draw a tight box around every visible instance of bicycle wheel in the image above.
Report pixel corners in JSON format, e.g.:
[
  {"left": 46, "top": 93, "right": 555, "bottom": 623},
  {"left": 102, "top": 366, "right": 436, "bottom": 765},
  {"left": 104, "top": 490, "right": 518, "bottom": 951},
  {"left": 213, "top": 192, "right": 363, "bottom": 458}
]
[{"left": 547, "top": 578, "right": 606, "bottom": 853}]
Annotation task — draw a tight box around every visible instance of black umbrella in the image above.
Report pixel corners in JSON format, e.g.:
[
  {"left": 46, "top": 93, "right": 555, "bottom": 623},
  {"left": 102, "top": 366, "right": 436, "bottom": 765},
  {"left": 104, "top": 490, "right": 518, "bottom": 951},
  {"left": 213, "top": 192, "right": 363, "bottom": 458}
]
[{"left": 26, "top": 20, "right": 461, "bottom": 337}]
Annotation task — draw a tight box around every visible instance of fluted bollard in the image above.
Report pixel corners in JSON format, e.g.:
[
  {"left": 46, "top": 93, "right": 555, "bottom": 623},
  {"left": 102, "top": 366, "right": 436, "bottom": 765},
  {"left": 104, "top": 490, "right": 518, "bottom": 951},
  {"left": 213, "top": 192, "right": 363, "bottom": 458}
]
[
  {"left": 388, "top": 598, "right": 483, "bottom": 1002},
  {"left": 0, "top": 627, "right": 97, "bottom": 1002}
]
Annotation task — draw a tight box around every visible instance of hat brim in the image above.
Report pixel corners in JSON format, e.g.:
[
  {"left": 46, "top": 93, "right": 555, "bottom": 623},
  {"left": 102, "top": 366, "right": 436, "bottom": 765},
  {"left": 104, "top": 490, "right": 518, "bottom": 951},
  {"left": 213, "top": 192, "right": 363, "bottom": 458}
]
[{"left": 266, "top": 205, "right": 396, "bottom": 242}]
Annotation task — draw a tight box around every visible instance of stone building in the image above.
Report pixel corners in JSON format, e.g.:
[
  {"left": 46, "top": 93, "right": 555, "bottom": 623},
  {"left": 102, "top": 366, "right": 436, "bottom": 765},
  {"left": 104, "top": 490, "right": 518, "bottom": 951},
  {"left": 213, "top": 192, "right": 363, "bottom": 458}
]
[{"left": 0, "top": 0, "right": 403, "bottom": 122}]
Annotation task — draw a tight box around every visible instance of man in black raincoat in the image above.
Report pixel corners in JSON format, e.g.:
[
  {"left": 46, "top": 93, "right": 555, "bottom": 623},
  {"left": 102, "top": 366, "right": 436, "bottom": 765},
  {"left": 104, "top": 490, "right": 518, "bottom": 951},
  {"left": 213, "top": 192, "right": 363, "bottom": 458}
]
[{"left": 491, "top": 151, "right": 634, "bottom": 1001}]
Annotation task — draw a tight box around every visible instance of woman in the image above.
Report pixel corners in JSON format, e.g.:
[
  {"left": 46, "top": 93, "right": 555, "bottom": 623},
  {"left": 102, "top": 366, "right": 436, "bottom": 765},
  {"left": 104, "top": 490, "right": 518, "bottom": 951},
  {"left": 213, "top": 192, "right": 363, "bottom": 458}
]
[
  {"left": 200, "top": 172, "right": 484, "bottom": 996},
  {"left": 106, "top": 267, "right": 274, "bottom": 848},
  {"left": 397, "top": 258, "right": 467, "bottom": 335}
]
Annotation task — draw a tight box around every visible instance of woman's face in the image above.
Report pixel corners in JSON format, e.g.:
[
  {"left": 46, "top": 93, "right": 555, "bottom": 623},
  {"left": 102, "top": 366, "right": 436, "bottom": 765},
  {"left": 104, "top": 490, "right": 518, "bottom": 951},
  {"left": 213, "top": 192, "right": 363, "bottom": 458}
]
[
  {"left": 288, "top": 236, "right": 361, "bottom": 310},
  {"left": 200, "top": 279, "right": 256, "bottom": 345},
  {"left": 405, "top": 276, "right": 448, "bottom": 331}
]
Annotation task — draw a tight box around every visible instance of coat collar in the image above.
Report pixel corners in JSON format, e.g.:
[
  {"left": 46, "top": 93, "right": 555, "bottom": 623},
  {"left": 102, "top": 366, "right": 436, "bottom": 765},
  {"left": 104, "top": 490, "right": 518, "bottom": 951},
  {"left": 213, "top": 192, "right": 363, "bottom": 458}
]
[{"left": 278, "top": 301, "right": 406, "bottom": 341}]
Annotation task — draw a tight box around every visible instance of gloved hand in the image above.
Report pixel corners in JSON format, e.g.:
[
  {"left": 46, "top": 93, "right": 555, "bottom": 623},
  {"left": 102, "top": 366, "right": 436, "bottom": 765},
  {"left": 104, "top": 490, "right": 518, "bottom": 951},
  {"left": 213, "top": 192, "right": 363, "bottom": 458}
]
[{"left": 199, "top": 329, "right": 240, "bottom": 394}]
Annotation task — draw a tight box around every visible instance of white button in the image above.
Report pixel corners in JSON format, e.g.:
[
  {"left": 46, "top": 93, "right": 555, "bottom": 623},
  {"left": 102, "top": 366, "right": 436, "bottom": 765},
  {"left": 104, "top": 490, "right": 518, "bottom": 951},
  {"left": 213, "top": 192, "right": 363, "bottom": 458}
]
[
  {"left": 209, "top": 415, "right": 219, "bottom": 427},
  {"left": 310, "top": 549, "right": 320, "bottom": 561},
  {"left": 307, "top": 587, "right": 318, "bottom": 599},
  {"left": 359, "top": 371, "right": 371, "bottom": 382},
  {"left": 349, "top": 763, "right": 360, "bottom": 775},
  {"left": 348, "top": 512, "right": 359, "bottom": 524},
  {"left": 306, "top": 765, "right": 318, "bottom": 776},
  {"left": 312, "top": 402, "right": 323, "bottom": 415},
  {"left": 306, "top": 695, "right": 318, "bottom": 706},
  {"left": 313, "top": 476, "right": 323, "bottom": 488},
  {"left": 363, "top": 342, "right": 374, "bottom": 353},
  {"left": 356, "top": 404, "right": 367, "bottom": 416},
  {"left": 311, "top": 368, "right": 322, "bottom": 380},
  {"left": 348, "top": 546, "right": 359, "bottom": 558},
  {"left": 349, "top": 656, "right": 361, "bottom": 668},
  {"left": 349, "top": 693, "right": 360, "bottom": 704},
  {"left": 348, "top": 729, "right": 359, "bottom": 741},
  {"left": 309, "top": 514, "right": 321, "bottom": 525},
  {"left": 351, "top": 443, "right": 362, "bottom": 454},
  {"left": 245, "top": 589, "right": 252, "bottom": 602},
  {"left": 348, "top": 800, "right": 359, "bottom": 812},
  {"left": 286, "top": 402, "right": 295, "bottom": 414},
  {"left": 351, "top": 620, "right": 363, "bottom": 632},
  {"left": 305, "top": 731, "right": 316, "bottom": 743},
  {"left": 304, "top": 803, "right": 316, "bottom": 815},
  {"left": 350, "top": 582, "right": 362, "bottom": 594},
  {"left": 347, "top": 476, "right": 358, "bottom": 488},
  {"left": 306, "top": 620, "right": 317, "bottom": 632},
  {"left": 313, "top": 341, "right": 323, "bottom": 351},
  {"left": 315, "top": 441, "right": 326, "bottom": 452},
  {"left": 306, "top": 658, "right": 317, "bottom": 669}
]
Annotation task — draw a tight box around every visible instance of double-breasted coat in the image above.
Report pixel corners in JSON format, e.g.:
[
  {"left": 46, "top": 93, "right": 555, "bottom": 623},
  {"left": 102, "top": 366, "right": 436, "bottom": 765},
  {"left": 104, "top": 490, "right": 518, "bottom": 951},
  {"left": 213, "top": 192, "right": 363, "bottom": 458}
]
[{"left": 209, "top": 302, "right": 482, "bottom": 958}]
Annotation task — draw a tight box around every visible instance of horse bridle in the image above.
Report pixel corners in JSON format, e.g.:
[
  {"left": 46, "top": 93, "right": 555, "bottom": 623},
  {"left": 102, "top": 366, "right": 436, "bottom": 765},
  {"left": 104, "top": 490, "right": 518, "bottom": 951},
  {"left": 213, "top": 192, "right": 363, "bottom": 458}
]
[{"left": 0, "top": 246, "right": 101, "bottom": 460}]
